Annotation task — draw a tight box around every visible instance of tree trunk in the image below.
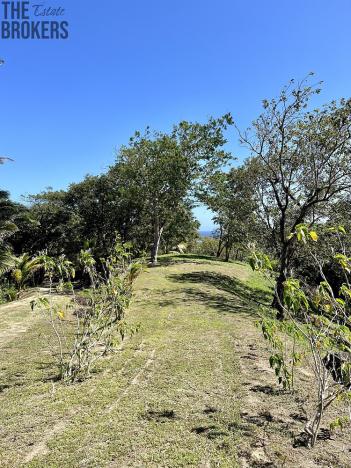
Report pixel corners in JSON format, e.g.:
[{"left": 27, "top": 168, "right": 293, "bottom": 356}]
[
  {"left": 272, "top": 242, "right": 290, "bottom": 320},
  {"left": 225, "top": 243, "right": 232, "bottom": 262},
  {"left": 150, "top": 220, "right": 164, "bottom": 265},
  {"left": 235, "top": 248, "right": 240, "bottom": 261},
  {"left": 216, "top": 226, "right": 224, "bottom": 258},
  {"left": 217, "top": 244, "right": 225, "bottom": 258},
  {"left": 216, "top": 241, "right": 223, "bottom": 258},
  {"left": 272, "top": 273, "right": 286, "bottom": 320}
]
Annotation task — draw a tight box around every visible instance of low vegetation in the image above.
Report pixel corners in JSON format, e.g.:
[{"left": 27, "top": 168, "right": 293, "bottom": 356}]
[
  {"left": 1, "top": 76, "right": 351, "bottom": 465},
  {"left": 0, "top": 256, "right": 350, "bottom": 466},
  {"left": 251, "top": 224, "right": 351, "bottom": 448}
]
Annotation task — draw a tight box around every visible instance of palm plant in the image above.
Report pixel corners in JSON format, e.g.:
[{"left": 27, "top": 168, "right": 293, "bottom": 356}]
[
  {"left": 0, "top": 159, "right": 17, "bottom": 286},
  {"left": 11, "top": 253, "right": 44, "bottom": 293},
  {"left": 0, "top": 219, "right": 18, "bottom": 242},
  {"left": 0, "top": 157, "right": 13, "bottom": 164},
  {"left": 0, "top": 221, "right": 17, "bottom": 277},
  {"left": 0, "top": 188, "right": 19, "bottom": 273},
  {"left": 0, "top": 249, "right": 15, "bottom": 275}
]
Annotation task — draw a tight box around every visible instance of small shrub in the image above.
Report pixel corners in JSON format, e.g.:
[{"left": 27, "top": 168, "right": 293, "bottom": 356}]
[
  {"left": 0, "top": 282, "right": 17, "bottom": 303},
  {"left": 31, "top": 241, "right": 143, "bottom": 383},
  {"left": 189, "top": 236, "right": 219, "bottom": 257},
  {"left": 249, "top": 225, "right": 351, "bottom": 447}
]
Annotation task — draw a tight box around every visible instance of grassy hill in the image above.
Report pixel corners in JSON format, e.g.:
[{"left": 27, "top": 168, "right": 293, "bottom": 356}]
[{"left": 0, "top": 255, "right": 349, "bottom": 467}]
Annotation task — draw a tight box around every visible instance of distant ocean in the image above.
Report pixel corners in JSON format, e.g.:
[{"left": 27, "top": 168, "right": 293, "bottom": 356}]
[{"left": 199, "top": 230, "right": 216, "bottom": 238}]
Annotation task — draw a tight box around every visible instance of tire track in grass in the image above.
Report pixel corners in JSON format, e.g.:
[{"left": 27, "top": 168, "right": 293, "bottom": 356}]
[
  {"left": 106, "top": 349, "right": 155, "bottom": 414},
  {"left": 0, "top": 289, "right": 65, "bottom": 348},
  {"left": 22, "top": 348, "right": 156, "bottom": 464},
  {"left": 23, "top": 419, "right": 71, "bottom": 464},
  {"left": 0, "top": 322, "right": 35, "bottom": 347}
]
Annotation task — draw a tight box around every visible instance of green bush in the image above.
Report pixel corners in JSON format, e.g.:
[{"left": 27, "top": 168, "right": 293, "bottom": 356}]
[
  {"left": 189, "top": 237, "right": 219, "bottom": 257},
  {"left": 0, "top": 282, "right": 17, "bottom": 303}
]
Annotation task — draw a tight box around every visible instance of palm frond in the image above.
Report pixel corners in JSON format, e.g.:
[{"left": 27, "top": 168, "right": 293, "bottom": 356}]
[
  {"left": 0, "top": 157, "right": 13, "bottom": 164},
  {"left": 12, "top": 253, "right": 44, "bottom": 288},
  {"left": 0, "top": 221, "right": 18, "bottom": 242},
  {"left": 0, "top": 249, "right": 16, "bottom": 275}
]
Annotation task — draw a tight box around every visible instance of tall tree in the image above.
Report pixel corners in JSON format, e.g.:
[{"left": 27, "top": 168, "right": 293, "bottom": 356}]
[
  {"left": 237, "top": 76, "right": 351, "bottom": 318},
  {"left": 20, "top": 190, "right": 76, "bottom": 257},
  {"left": 115, "top": 116, "right": 232, "bottom": 264}
]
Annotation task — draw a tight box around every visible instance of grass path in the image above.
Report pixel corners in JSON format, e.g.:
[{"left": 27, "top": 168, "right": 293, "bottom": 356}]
[
  {"left": 0, "top": 293, "right": 41, "bottom": 347},
  {"left": 0, "top": 256, "right": 349, "bottom": 467}
]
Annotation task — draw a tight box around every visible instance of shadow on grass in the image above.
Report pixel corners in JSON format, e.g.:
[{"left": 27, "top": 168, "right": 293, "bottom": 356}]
[
  {"left": 191, "top": 425, "right": 229, "bottom": 439},
  {"left": 168, "top": 271, "right": 272, "bottom": 316},
  {"left": 144, "top": 409, "right": 177, "bottom": 422},
  {"left": 0, "top": 350, "right": 71, "bottom": 390},
  {"left": 153, "top": 254, "right": 235, "bottom": 268},
  {"left": 175, "top": 254, "right": 236, "bottom": 263}
]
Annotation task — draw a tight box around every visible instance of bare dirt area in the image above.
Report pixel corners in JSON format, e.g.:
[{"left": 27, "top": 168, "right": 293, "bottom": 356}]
[{"left": 230, "top": 315, "right": 351, "bottom": 468}]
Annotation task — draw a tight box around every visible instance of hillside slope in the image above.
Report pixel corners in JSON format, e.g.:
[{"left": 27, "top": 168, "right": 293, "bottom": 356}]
[{"left": 0, "top": 256, "right": 350, "bottom": 467}]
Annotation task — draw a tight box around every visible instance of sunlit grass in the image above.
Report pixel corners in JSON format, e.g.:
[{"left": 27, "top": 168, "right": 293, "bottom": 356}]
[{"left": 0, "top": 255, "right": 269, "bottom": 467}]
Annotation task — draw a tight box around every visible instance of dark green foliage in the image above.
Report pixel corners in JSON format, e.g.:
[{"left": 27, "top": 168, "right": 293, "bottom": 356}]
[
  {"left": 200, "top": 166, "right": 260, "bottom": 261},
  {"left": 189, "top": 236, "right": 220, "bottom": 257},
  {"left": 113, "top": 117, "right": 232, "bottom": 263},
  {"left": 9, "top": 116, "right": 231, "bottom": 266}
]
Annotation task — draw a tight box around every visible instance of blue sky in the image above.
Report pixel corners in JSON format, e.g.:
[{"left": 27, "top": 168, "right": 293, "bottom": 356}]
[{"left": 1, "top": 0, "right": 351, "bottom": 230}]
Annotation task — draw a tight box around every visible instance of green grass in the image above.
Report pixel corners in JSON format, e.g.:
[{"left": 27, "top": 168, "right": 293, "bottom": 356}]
[{"left": 0, "top": 254, "right": 269, "bottom": 467}]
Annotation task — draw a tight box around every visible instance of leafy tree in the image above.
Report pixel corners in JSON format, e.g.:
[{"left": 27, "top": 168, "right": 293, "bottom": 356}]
[
  {"left": 66, "top": 175, "right": 122, "bottom": 257},
  {"left": 159, "top": 200, "right": 200, "bottom": 254},
  {"left": 115, "top": 116, "right": 232, "bottom": 264},
  {"left": 32, "top": 242, "right": 142, "bottom": 383},
  {"left": 14, "top": 117, "right": 232, "bottom": 263},
  {"left": 21, "top": 178, "right": 133, "bottom": 259},
  {"left": 17, "top": 190, "right": 75, "bottom": 257},
  {"left": 77, "top": 170, "right": 147, "bottom": 255},
  {"left": 21, "top": 168, "right": 199, "bottom": 263},
  {"left": 201, "top": 166, "right": 259, "bottom": 261},
  {"left": 238, "top": 76, "right": 351, "bottom": 318}
]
